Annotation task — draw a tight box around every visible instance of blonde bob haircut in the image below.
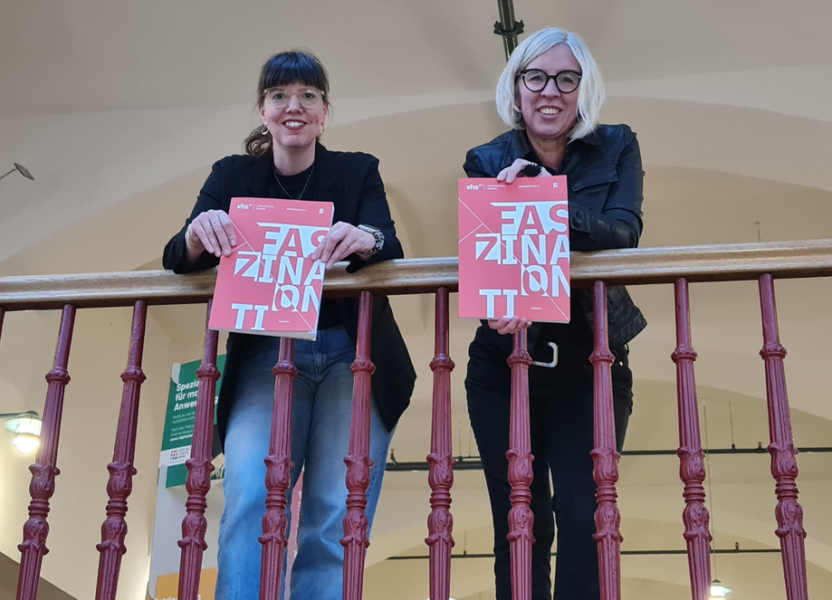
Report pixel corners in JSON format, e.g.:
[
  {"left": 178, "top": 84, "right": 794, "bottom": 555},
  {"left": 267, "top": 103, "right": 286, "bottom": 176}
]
[{"left": 496, "top": 27, "right": 605, "bottom": 141}]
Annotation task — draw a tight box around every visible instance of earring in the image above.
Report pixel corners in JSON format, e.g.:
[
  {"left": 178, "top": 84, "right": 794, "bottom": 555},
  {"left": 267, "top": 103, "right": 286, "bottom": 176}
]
[{"left": 261, "top": 125, "right": 269, "bottom": 134}]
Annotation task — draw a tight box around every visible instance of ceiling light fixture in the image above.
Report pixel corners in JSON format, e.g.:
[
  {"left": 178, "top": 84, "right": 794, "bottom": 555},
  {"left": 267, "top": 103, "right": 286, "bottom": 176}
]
[
  {"left": 0, "top": 163, "right": 35, "bottom": 182},
  {"left": 2, "top": 411, "right": 43, "bottom": 454},
  {"left": 709, "top": 579, "right": 731, "bottom": 599}
]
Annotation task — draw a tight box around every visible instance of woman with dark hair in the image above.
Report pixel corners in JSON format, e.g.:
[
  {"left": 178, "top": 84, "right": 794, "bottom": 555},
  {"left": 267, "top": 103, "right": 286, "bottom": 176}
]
[
  {"left": 463, "top": 28, "right": 646, "bottom": 600},
  {"left": 163, "top": 50, "right": 416, "bottom": 600}
]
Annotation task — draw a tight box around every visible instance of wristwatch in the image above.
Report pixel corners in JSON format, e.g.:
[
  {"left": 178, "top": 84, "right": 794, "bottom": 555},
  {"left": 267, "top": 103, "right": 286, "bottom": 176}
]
[{"left": 357, "top": 224, "right": 384, "bottom": 257}]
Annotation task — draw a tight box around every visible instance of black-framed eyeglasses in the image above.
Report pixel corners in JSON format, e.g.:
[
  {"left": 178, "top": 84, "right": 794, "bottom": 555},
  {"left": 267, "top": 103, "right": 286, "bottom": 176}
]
[{"left": 518, "top": 69, "right": 582, "bottom": 94}]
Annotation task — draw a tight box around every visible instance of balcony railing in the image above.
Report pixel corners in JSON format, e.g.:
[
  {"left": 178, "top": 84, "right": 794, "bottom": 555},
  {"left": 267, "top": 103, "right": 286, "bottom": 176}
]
[{"left": 3, "top": 238, "right": 830, "bottom": 600}]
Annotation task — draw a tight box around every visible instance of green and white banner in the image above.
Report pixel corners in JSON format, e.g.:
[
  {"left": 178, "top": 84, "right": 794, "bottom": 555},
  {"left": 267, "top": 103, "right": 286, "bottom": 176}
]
[
  {"left": 160, "top": 356, "right": 227, "bottom": 487},
  {"left": 148, "top": 356, "right": 226, "bottom": 599}
]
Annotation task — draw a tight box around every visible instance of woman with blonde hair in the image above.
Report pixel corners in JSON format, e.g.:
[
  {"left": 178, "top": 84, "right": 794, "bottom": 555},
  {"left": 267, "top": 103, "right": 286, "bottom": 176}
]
[{"left": 463, "top": 28, "right": 646, "bottom": 600}]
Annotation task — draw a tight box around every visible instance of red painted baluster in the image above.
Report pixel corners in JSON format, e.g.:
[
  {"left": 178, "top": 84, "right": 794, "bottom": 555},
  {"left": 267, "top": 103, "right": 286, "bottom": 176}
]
[
  {"left": 95, "top": 301, "right": 148, "bottom": 600},
  {"left": 589, "top": 281, "right": 622, "bottom": 600},
  {"left": 671, "top": 279, "right": 711, "bottom": 600},
  {"left": 177, "top": 303, "right": 220, "bottom": 600},
  {"left": 260, "top": 338, "right": 297, "bottom": 600},
  {"left": 507, "top": 328, "right": 533, "bottom": 600},
  {"left": 16, "top": 305, "right": 76, "bottom": 600},
  {"left": 426, "top": 288, "right": 456, "bottom": 600},
  {"left": 758, "top": 274, "right": 809, "bottom": 600},
  {"left": 342, "top": 291, "right": 375, "bottom": 600}
]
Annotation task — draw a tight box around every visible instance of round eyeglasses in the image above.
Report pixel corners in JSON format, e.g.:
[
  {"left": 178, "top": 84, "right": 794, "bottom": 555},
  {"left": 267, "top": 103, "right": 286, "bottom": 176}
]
[
  {"left": 264, "top": 88, "right": 325, "bottom": 109},
  {"left": 519, "top": 69, "right": 582, "bottom": 94}
]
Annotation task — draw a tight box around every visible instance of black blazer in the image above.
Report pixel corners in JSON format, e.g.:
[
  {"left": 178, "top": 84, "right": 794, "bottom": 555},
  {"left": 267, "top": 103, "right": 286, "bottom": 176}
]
[{"left": 163, "top": 143, "right": 417, "bottom": 441}]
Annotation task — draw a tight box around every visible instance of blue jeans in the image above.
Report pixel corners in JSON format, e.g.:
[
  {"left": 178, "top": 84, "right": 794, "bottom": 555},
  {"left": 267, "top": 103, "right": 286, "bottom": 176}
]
[{"left": 216, "top": 327, "right": 393, "bottom": 600}]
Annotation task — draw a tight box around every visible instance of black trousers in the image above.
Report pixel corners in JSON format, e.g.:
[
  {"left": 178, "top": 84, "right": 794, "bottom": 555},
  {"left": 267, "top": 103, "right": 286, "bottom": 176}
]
[{"left": 465, "top": 336, "right": 633, "bottom": 600}]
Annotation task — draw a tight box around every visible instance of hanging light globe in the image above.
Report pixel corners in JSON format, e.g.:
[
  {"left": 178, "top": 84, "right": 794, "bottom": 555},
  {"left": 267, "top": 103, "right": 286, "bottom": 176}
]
[
  {"left": 709, "top": 579, "right": 731, "bottom": 599},
  {"left": 12, "top": 433, "right": 41, "bottom": 454},
  {"left": 3, "top": 412, "right": 43, "bottom": 455}
]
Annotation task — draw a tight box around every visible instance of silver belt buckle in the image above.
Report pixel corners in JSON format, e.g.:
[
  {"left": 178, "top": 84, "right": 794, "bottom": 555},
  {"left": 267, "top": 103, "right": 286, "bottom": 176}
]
[{"left": 531, "top": 341, "right": 558, "bottom": 368}]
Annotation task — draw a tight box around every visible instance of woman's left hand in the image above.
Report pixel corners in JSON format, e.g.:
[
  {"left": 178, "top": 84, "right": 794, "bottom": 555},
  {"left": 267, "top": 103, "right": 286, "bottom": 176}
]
[
  {"left": 487, "top": 316, "right": 532, "bottom": 335},
  {"left": 311, "top": 221, "right": 376, "bottom": 269}
]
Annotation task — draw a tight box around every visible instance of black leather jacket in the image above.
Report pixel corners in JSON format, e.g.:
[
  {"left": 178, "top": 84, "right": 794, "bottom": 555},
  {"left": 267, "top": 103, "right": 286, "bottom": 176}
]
[{"left": 463, "top": 125, "right": 647, "bottom": 353}]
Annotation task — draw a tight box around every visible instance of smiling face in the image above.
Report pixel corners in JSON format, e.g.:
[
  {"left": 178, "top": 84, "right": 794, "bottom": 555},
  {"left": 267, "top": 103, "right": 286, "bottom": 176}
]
[
  {"left": 259, "top": 82, "right": 329, "bottom": 153},
  {"left": 517, "top": 43, "right": 581, "bottom": 145}
]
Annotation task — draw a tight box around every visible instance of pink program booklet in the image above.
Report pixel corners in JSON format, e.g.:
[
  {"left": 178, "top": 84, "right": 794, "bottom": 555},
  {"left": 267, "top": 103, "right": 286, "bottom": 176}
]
[
  {"left": 208, "top": 197, "right": 334, "bottom": 340},
  {"left": 458, "top": 177, "right": 570, "bottom": 322}
]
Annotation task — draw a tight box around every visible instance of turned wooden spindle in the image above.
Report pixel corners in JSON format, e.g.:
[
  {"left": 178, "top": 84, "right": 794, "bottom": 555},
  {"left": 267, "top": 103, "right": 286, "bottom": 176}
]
[
  {"left": 426, "top": 288, "right": 456, "bottom": 600},
  {"left": 17, "top": 305, "right": 76, "bottom": 600},
  {"left": 95, "top": 301, "right": 149, "bottom": 600},
  {"left": 507, "top": 328, "right": 534, "bottom": 600},
  {"left": 341, "top": 291, "right": 375, "bottom": 600},
  {"left": 671, "top": 279, "right": 711, "bottom": 600},
  {"left": 758, "top": 274, "right": 809, "bottom": 600},
  {"left": 259, "top": 338, "right": 298, "bottom": 600},
  {"left": 176, "top": 303, "right": 220, "bottom": 600},
  {"left": 589, "top": 281, "right": 622, "bottom": 600}
]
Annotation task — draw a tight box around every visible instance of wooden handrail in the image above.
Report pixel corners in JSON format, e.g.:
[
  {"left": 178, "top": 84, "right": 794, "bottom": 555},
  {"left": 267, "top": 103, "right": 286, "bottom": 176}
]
[{"left": 2, "top": 239, "right": 832, "bottom": 311}]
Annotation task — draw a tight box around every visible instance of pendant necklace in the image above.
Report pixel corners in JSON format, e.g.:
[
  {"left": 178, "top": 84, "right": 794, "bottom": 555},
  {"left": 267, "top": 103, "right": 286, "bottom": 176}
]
[{"left": 273, "top": 164, "right": 315, "bottom": 200}]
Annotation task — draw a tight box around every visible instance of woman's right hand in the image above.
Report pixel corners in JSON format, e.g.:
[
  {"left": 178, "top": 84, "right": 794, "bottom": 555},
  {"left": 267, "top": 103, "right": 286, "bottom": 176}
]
[
  {"left": 488, "top": 316, "right": 532, "bottom": 335},
  {"left": 186, "top": 209, "right": 237, "bottom": 257},
  {"left": 496, "top": 159, "right": 552, "bottom": 184}
]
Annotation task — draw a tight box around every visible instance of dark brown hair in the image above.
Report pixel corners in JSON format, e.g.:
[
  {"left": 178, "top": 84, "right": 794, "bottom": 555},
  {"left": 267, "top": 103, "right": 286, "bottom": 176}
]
[{"left": 244, "top": 50, "right": 330, "bottom": 157}]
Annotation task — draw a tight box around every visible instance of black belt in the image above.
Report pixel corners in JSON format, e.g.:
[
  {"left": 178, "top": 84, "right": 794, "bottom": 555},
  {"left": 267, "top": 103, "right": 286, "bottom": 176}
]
[{"left": 530, "top": 342, "right": 627, "bottom": 369}]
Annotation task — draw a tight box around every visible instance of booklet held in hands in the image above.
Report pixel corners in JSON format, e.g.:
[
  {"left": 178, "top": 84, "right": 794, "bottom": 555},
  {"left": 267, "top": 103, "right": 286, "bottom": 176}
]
[
  {"left": 458, "top": 177, "right": 570, "bottom": 322},
  {"left": 208, "top": 197, "right": 334, "bottom": 340}
]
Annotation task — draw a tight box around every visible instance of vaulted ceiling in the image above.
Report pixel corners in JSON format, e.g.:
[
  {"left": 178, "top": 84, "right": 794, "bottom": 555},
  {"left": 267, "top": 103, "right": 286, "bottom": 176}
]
[{"left": 1, "top": 2, "right": 831, "bottom": 600}]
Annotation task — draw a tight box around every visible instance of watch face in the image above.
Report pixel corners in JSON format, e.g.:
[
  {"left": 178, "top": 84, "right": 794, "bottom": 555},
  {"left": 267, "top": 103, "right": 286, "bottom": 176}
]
[{"left": 358, "top": 224, "right": 383, "bottom": 255}]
